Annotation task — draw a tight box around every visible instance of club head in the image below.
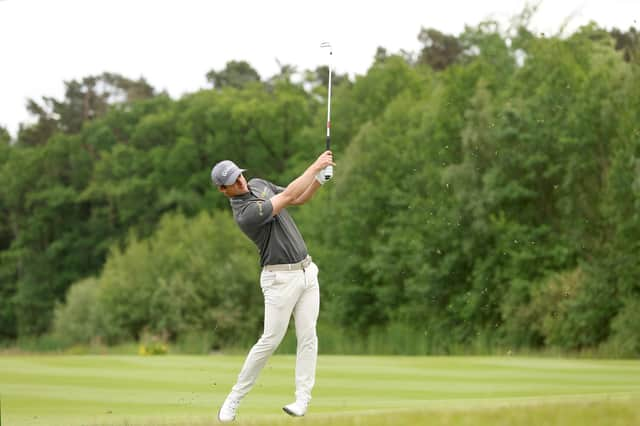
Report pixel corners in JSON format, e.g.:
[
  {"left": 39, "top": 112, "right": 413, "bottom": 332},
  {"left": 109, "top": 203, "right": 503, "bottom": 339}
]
[{"left": 320, "top": 41, "right": 332, "bottom": 53}]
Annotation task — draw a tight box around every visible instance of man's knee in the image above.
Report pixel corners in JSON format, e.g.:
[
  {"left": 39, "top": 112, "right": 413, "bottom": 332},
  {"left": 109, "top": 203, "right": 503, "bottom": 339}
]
[
  {"left": 257, "top": 330, "right": 286, "bottom": 353},
  {"left": 296, "top": 329, "right": 317, "bottom": 348}
]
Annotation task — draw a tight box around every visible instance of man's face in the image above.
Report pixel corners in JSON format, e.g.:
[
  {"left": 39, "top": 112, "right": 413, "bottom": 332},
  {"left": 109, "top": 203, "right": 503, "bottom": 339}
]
[{"left": 218, "top": 174, "right": 248, "bottom": 198}]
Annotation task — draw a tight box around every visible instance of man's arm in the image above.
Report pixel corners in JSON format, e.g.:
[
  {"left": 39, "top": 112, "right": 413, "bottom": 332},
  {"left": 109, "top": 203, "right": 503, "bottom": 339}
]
[
  {"left": 290, "top": 180, "right": 321, "bottom": 205},
  {"left": 270, "top": 151, "right": 333, "bottom": 216}
]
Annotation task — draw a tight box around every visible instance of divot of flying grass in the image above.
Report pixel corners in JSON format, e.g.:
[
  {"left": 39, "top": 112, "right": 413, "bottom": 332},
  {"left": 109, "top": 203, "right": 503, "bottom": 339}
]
[{"left": 0, "top": 355, "right": 639, "bottom": 425}]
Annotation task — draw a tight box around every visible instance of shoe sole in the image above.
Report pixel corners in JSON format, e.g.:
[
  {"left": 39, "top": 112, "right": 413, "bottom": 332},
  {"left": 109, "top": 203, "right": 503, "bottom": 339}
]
[{"left": 282, "top": 406, "right": 304, "bottom": 417}]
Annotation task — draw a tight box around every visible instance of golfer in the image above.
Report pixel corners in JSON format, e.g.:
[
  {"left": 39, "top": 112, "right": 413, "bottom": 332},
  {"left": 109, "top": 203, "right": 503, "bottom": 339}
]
[{"left": 212, "top": 151, "right": 334, "bottom": 423}]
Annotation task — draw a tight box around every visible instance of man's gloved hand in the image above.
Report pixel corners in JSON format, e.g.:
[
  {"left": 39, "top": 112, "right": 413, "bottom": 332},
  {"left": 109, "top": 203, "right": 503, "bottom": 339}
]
[{"left": 315, "top": 167, "right": 332, "bottom": 185}]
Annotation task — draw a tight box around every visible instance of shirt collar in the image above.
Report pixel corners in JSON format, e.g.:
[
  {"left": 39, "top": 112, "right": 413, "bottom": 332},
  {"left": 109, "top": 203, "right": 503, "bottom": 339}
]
[{"left": 230, "top": 190, "right": 253, "bottom": 204}]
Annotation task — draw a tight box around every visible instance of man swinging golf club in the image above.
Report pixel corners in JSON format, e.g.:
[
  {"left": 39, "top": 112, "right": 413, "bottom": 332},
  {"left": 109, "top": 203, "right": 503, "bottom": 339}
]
[{"left": 212, "top": 151, "right": 334, "bottom": 422}]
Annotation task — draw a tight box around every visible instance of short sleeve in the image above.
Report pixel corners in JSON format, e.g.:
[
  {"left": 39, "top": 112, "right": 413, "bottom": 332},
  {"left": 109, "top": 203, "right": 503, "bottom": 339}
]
[
  {"left": 268, "top": 181, "right": 286, "bottom": 194},
  {"left": 236, "top": 199, "right": 274, "bottom": 229}
]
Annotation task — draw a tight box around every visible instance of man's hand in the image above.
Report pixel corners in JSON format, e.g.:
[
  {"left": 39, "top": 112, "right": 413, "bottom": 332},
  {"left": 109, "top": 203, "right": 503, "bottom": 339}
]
[
  {"left": 312, "top": 151, "right": 334, "bottom": 173},
  {"left": 271, "top": 150, "right": 336, "bottom": 214},
  {"left": 315, "top": 169, "right": 330, "bottom": 184},
  {"left": 314, "top": 151, "right": 335, "bottom": 184}
]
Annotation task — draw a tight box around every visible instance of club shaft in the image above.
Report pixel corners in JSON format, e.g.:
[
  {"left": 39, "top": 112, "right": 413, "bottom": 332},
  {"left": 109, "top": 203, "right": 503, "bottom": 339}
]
[
  {"left": 326, "top": 51, "right": 332, "bottom": 150},
  {"left": 321, "top": 42, "right": 334, "bottom": 181}
]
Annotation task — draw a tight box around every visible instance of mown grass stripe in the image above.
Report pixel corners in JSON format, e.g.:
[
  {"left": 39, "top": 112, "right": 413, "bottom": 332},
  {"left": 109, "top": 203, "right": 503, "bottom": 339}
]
[{"left": 0, "top": 355, "right": 638, "bottom": 425}]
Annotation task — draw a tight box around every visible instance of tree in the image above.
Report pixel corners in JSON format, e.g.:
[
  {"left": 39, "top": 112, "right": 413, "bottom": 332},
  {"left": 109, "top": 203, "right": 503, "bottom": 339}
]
[
  {"left": 17, "top": 100, "right": 58, "bottom": 147},
  {"left": 206, "top": 60, "right": 261, "bottom": 89},
  {"left": 0, "top": 134, "right": 17, "bottom": 338},
  {"left": 303, "top": 65, "right": 350, "bottom": 93},
  {"left": 374, "top": 46, "right": 388, "bottom": 64},
  {"left": 0, "top": 126, "right": 10, "bottom": 145},
  {"left": 54, "top": 212, "right": 263, "bottom": 347},
  {"left": 417, "top": 28, "right": 464, "bottom": 70},
  {"left": 610, "top": 26, "right": 639, "bottom": 63},
  {"left": 18, "top": 73, "right": 155, "bottom": 146},
  {"left": 2, "top": 133, "right": 95, "bottom": 335},
  {"left": 3, "top": 22, "right": 640, "bottom": 355}
]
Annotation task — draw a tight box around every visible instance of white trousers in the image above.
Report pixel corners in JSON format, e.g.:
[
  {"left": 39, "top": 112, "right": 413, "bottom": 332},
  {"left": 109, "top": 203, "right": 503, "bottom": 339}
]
[{"left": 229, "top": 261, "right": 320, "bottom": 403}]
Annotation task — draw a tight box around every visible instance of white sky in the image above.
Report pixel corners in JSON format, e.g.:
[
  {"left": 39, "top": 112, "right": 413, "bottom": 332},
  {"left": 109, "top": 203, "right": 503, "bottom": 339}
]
[{"left": 0, "top": 0, "right": 637, "bottom": 137}]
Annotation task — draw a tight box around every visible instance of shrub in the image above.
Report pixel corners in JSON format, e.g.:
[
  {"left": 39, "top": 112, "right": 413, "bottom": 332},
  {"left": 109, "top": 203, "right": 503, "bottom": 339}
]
[
  {"left": 57, "top": 211, "right": 263, "bottom": 348},
  {"left": 607, "top": 297, "right": 640, "bottom": 357},
  {"left": 52, "top": 277, "right": 100, "bottom": 344},
  {"left": 529, "top": 267, "right": 618, "bottom": 350}
]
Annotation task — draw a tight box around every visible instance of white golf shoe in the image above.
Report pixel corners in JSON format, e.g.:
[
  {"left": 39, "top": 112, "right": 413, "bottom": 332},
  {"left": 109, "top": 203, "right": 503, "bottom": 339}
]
[
  {"left": 282, "top": 399, "right": 309, "bottom": 417},
  {"left": 217, "top": 396, "right": 240, "bottom": 423}
]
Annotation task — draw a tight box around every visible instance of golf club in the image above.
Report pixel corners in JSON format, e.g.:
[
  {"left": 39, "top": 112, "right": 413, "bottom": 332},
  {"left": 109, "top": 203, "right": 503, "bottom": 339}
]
[{"left": 320, "top": 41, "right": 333, "bottom": 181}]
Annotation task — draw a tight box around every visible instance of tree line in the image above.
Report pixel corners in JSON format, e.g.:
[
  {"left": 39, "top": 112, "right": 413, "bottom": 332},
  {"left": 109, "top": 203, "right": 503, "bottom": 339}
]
[{"left": 1, "top": 16, "right": 639, "bottom": 355}]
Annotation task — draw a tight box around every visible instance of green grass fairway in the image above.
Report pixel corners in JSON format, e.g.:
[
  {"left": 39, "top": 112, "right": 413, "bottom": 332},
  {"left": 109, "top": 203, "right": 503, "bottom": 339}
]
[{"left": 1, "top": 355, "right": 639, "bottom": 425}]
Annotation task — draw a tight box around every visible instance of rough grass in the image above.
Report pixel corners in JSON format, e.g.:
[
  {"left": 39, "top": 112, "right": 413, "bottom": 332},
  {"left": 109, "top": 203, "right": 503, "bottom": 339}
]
[{"left": 1, "top": 355, "right": 639, "bottom": 425}]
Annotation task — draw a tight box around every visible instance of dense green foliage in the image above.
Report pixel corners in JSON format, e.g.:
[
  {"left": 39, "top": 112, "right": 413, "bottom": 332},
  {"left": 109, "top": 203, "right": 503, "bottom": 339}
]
[
  {"left": 1, "top": 18, "right": 639, "bottom": 355},
  {"left": 51, "top": 212, "right": 262, "bottom": 348}
]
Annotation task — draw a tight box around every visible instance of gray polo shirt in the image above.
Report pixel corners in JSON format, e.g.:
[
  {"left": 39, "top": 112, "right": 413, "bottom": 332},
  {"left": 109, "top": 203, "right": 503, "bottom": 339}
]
[{"left": 230, "top": 178, "right": 308, "bottom": 266}]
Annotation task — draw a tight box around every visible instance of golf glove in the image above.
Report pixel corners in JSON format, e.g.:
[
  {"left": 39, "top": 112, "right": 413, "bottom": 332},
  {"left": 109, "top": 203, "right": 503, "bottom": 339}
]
[{"left": 316, "top": 168, "right": 331, "bottom": 185}]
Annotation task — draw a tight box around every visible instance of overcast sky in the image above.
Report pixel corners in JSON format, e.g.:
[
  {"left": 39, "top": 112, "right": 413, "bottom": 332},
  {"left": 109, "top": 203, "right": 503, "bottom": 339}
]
[{"left": 0, "top": 0, "right": 637, "bottom": 137}]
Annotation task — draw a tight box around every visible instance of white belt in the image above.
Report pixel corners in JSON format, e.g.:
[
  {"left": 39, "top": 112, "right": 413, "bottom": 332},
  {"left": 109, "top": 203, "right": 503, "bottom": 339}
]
[{"left": 263, "top": 256, "right": 312, "bottom": 272}]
